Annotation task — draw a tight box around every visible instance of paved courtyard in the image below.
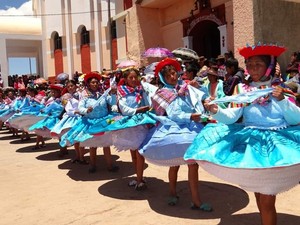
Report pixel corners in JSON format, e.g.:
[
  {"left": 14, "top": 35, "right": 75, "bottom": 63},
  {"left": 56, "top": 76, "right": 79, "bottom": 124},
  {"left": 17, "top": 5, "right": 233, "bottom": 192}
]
[{"left": 0, "top": 128, "right": 299, "bottom": 225}]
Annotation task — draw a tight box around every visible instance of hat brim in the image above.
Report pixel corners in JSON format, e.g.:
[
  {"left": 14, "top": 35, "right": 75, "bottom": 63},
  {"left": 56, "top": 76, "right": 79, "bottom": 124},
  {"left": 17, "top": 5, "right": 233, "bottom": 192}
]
[
  {"left": 84, "top": 72, "right": 102, "bottom": 83},
  {"left": 239, "top": 45, "right": 286, "bottom": 59},
  {"left": 49, "top": 84, "right": 64, "bottom": 91},
  {"left": 154, "top": 58, "right": 182, "bottom": 77}
]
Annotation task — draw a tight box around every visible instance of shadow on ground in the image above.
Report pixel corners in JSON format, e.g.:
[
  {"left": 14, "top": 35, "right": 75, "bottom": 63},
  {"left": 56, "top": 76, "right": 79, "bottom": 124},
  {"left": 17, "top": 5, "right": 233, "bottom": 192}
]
[
  {"left": 57, "top": 154, "right": 144, "bottom": 181},
  {"left": 16, "top": 142, "right": 60, "bottom": 153},
  {"left": 98, "top": 178, "right": 249, "bottom": 219},
  {"left": 0, "top": 134, "right": 22, "bottom": 140},
  {"left": 9, "top": 134, "right": 37, "bottom": 144},
  {"left": 218, "top": 212, "right": 300, "bottom": 225}
]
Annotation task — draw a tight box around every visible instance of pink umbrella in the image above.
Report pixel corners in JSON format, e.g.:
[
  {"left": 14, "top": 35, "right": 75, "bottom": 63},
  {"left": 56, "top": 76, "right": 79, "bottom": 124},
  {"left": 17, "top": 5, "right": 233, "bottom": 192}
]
[
  {"left": 142, "top": 47, "right": 173, "bottom": 58},
  {"left": 34, "top": 78, "right": 47, "bottom": 85},
  {"left": 117, "top": 60, "right": 139, "bottom": 69}
]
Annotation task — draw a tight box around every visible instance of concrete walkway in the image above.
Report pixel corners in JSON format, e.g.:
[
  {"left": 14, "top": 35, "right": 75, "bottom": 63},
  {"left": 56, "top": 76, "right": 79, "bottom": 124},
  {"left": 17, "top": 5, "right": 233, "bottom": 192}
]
[{"left": 0, "top": 128, "right": 299, "bottom": 225}]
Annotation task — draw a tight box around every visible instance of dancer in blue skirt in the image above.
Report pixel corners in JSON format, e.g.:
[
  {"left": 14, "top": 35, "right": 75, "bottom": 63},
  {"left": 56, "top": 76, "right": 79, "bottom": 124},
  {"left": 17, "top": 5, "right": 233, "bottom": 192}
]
[
  {"left": 184, "top": 44, "right": 300, "bottom": 225},
  {"left": 140, "top": 58, "right": 212, "bottom": 211}
]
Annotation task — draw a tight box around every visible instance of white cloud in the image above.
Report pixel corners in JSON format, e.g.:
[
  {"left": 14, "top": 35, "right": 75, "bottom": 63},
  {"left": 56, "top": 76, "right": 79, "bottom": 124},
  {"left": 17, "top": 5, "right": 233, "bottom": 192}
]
[{"left": 0, "top": 1, "right": 33, "bottom": 16}]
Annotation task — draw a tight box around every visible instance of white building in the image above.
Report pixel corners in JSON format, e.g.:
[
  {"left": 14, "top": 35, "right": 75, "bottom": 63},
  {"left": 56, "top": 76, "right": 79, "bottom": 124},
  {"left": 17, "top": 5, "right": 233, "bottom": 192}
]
[
  {"left": 0, "top": 15, "right": 42, "bottom": 86},
  {"left": 1, "top": 0, "right": 299, "bottom": 86},
  {"left": 38, "top": 0, "right": 116, "bottom": 83}
]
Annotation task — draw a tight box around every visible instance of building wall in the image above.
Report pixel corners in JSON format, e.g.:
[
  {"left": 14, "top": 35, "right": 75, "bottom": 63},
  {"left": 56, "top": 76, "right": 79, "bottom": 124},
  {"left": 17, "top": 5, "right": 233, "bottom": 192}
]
[
  {"left": 71, "top": 0, "right": 93, "bottom": 31},
  {"left": 161, "top": 21, "right": 183, "bottom": 52},
  {"left": 123, "top": 0, "right": 234, "bottom": 66},
  {"left": 225, "top": 1, "right": 234, "bottom": 52},
  {"left": 232, "top": 0, "right": 254, "bottom": 66},
  {"left": 72, "top": 33, "right": 81, "bottom": 73},
  {"left": 116, "top": 19, "right": 127, "bottom": 63},
  {"left": 44, "top": 0, "right": 64, "bottom": 37},
  {"left": 39, "top": 0, "right": 299, "bottom": 80},
  {"left": 161, "top": 1, "right": 192, "bottom": 26},
  {"left": 253, "top": 0, "right": 300, "bottom": 68},
  {"left": 45, "top": 37, "right": 55, "bottom": 77},
  {"left": 101, "top": 26, "right": 112, "bottom": 70},
  {"left": 232, "top": 0, "right": 300, "bottom": 70},
  {"left": 126, "top": 5, "right": 163, "bottom": 66},
  {"left": 42, "top": 0, "right": 112, "bottom": 78}
]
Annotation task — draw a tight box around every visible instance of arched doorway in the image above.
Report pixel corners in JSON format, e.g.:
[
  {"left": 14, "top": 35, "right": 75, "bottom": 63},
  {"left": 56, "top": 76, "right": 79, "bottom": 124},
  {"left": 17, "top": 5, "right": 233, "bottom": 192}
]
[
  {"left": 181, "top": 5, "right": 226, "bottom": 60},
  {"left": 80, "top": 26, "right": 91, "bottom": 73},
  {"left": 52, "top": 31, "right": 63, "bottom": 76},
  {"left": 189, "top": 20, "right": 220, "bottom": 59}
]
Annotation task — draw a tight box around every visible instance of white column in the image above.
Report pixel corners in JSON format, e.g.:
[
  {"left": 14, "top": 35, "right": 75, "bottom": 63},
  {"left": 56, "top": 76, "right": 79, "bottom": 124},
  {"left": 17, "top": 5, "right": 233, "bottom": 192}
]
[
  {"left": 37, "top": 41, "right": 44, "bottom": 76},
  {"left": 218, "top": 24, "right": 227, "bottom": 55},
  {"left": 64, "top": 0, "right": 74, "bottom": 78},
  {"left": 93, "top": 0, "right": 103, "bottom": 71},
  {"left": 0, "top": 38, "right": 9, "bottom": 86},
  {"left": 182, "top": 36, "right": 193, "bottom": 49},
  {"left": 41, "top": 0, "right": 48, "bottom": 79}
]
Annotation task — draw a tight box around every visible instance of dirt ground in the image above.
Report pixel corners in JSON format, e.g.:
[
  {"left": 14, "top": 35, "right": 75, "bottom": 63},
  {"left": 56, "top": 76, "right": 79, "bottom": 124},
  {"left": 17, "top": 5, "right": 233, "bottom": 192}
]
[{"left": 0, "top": 128, "right": 299, "bottom": 225}]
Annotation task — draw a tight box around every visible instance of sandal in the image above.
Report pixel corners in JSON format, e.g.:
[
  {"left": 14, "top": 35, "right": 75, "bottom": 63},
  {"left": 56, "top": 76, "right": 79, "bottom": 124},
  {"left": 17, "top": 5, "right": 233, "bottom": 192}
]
[
  {"left": 167, "top": 196, "right": 179, "bottom": 206},
  {"left": 128, "top": 178, "right": 146, "bottom": 187},
  {"left": 107, "top": 165, "right": 119, "bottom": 173},
  {"left": 190, "top": 202, "right": 213, "bottom": 212},
  {"left": 135, "top": 182, "right": 147, "bottom": 191},
  {"left": 128, "top": 179, "right": 137, "bottom": 187}
]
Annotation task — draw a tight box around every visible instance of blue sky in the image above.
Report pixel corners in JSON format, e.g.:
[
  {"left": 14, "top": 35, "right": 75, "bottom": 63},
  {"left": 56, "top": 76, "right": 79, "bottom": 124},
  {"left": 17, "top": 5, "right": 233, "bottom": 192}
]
[
  {"left": 0, "top": 1, "right": 36, "bottom": 75},
  {"left": 8, "top": 58, "right": 36, "bottom": 76},
  {"left": 0, "top": 0, "right": 29, "bottom": 10}
]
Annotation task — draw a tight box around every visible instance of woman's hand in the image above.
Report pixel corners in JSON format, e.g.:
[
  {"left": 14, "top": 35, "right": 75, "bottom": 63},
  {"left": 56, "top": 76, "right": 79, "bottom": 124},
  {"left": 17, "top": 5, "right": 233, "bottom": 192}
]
[
  {"left": 272, "top": 86, "right": 285, "bottom": 101},
  {"left": 109, "top": 87, "right": 117, "bottom": 95},
  {"left": 87, "top": 107, "right": 93, "bottom": 113},
  {"left": 188, "top": 80, "right": 200, "bottom": 88},
  {"left": 204, "top": 102, "right": 219, "bottom": 114},
  {"left": 190, "top": 113, "right": 201, "bottom": 122},
  {"left": 136, "top": 106, "right": 150, "bottom": 113}
]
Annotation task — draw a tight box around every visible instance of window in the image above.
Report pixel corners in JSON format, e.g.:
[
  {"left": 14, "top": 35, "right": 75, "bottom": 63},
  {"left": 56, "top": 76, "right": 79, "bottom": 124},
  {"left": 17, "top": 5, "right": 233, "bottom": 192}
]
[
  {"left": 111, "top": 21, "right": 117, "bottom": 39},
  {"left": 81, "top": 26, "right": 90, "bottom": 45},
  {"left": 54, "top": 32, "right": 62, "bottom": 50}
]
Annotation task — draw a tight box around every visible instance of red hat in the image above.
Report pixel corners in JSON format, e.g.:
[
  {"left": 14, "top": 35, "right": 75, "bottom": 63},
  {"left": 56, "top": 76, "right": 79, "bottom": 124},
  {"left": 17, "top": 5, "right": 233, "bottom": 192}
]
[
  {"left": 84, "top": 72, "right": 102, "bottom": 83},
  {"left": 239, "top": 43, "right": 286, "bottom": 59},
  {"left": 154, "top": 58, "right": 182, "bottom": 77},
  {"left": 49, "top": 84, "right": 64, "bottom": 91}
]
